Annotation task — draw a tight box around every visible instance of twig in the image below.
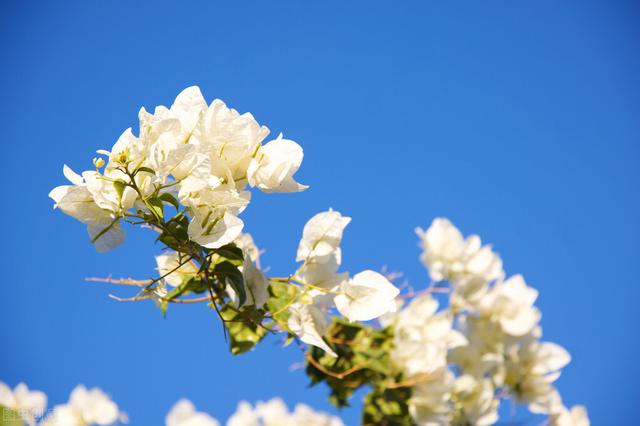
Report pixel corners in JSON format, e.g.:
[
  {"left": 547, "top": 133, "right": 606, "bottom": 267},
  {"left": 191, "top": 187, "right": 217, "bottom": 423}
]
[
  {"left": 86, "top": 277, "right": 152, "bottom": 287},
  {"left": 305, "top": 352, "right": 365, "bottom": 380}
]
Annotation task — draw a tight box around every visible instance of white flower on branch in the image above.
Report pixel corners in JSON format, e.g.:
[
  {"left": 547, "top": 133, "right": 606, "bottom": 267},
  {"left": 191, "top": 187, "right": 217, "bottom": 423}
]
[
  {"left": 155, "top": 252, "right": 199, "bottom": 287},
  {"left": 248, "top": 134, "right": 308, "bottom": 193},
  {"left": 51, "top": 86, "right": 307, "bottom": 252},
  {"left": 0, "top": 381, "right": 46, "bottom": 426},
  {"left": 416, "top": 218, "right": 503, "bottom": 304},
  {"left": 478, "top": 274, "right": 541, "bottom": 337},
  {"left": 451, "top": 375, "right": 499, "bottom": 426},
  {"left": 40, "top": 385, "right": 123, "bottom": 426},
  {"left": 503, "top": 341, "right": 571, "bottom": 414},
  {"left": 390, "top": 294, "right": 466, "bottom": 378},
  {"left": 552, "top": 404, "right": 590, "bottom": 426},
  {"left": 228, "top": 397, "right": 344, "bottom": 426},
  {"left": 287, "top": 302, "right": 336, "bottom": 357},
  {"left": 334, "top": 270, "right": 399, "bottom": 322},
  {"left": 166, "top": 399, "right": 219, "bottom": 426},
  {"left": 294, "top": 210, "right": 351, "bottom": 290},
  {"left": 408, "top": 368, "right": 454, "bottom": 426}
]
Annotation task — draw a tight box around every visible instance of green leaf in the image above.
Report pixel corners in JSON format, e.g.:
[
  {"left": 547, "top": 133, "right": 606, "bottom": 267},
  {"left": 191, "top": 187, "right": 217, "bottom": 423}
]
[
  {"left": 158, "top": 192, "right": 180, "bottom": 210},
  {"left": 165, "top": 277, "right": 207, "bottom": 301},
  {"left": 362, "top": 388, "right": 412, "bottom": 426},
  {"left": 214, "top": 244, "right": 244, "bottom": 262},
  {"left": 304, "top": 318, "right": 397, "bottom": 409},
  {"left": 214, "top": 261, "right": 246, "bottom": 307},
  {"left": 0, "top": 405, "right": 24, "bottom": 426},
  {"left": 147, "top": 197, "right": 164, "bottom": 221},
  {"left": 266, "top": 282, "right": 298, "bottom": 328},
  {"left": 157, "top": 214, "right": 190, "bottom": 252},
  {"left": 113, "top": 179, "right": 127, "bottom": 201},
  {"left": 220, "top": 304, "right": 266, "bottom": 355},
  {"left": 136, "top": 166, "right": 156, "bottom": 175}
]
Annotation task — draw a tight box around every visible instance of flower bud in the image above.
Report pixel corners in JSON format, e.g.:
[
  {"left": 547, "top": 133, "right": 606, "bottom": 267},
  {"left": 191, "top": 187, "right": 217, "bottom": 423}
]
[{"left": 93, "top": 157, "right": 106, "bottom": 169}]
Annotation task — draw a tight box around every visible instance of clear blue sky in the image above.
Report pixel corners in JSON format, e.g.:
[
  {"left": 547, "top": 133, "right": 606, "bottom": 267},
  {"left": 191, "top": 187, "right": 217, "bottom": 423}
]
[{"left": 1, "top": 1, "right": 638, "bottom": 424}]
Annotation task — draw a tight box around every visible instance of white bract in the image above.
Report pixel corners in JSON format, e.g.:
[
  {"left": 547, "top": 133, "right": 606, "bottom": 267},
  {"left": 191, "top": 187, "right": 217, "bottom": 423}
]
[
  {"left": 416, "top": 218, "right": 503, "bottom": 307},
  {"left": 166, "top": 399, "right": 219, "bottom": 426},
  {"left": 478, "top": 274, "right": 541, "bottom": 337},
  {"left": 156, "top": 252, "right": 199, "bottom": 287},
  {"left": 451, "top": 375, "right": 499, "bottom": 426},
  {"left": 334, "top": 270, "right": 399, "bottom": 322},
  {"left": 0, "top": 382, "right": 46, "bottom": 426},
  {"left": 408, "top": 368, "right": 454, "bottom": 426},
  {"left": 552, "top": 405, "right": 590, "bottom": 426},
  {"left": 40, "top": 385, "right": 122, "bottom": 426},
  {"left": 294, "top": 210, "right": 351, "bottom": 290},
  {"left": 504, "top": 341, "right": 571, "bottom": 414},
  {"left": 287, "top": 302, "right": 336, "bottom": 357},
  {"left": 228, "top": 398, "right": 344, "bottom": 426},
  {"left": 248, "top": 135, "right": 308, "bottom": 193},
  {"left": 391, "top": 294, "right": 466, "bottom": 378}
]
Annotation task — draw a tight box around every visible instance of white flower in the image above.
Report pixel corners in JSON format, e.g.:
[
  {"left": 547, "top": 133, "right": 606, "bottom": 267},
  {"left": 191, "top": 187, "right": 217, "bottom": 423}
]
[
  {"left": 189, "top": 98, "right": 269, "bottom": 185},
  {"left": 390, "top": 294, "right": 465, "bottom": 378},
  {"left": 231, "top": 398, "right": 344, "bottom": 426},
  {"left": 416, "top": 218, "right": 503, "bottom": 292},
  {"left": 235, "top": 233, "right": 261, "bottom": 263},
  {"left": 334, "top": 270, "right": 399, "bottom": 322},
  {"left": 479, "top": 274, "right": 541, "bottom": 337},
  {"left": 166, "top": 399, "right": 219, "bottom": 426},
  {"left": 155, "top": 252, "right": 199, "bottom": 287},
  {"left": 452, "top": 375, "right": 499, "bottom": 426},
  {"left": 247, "top": 135, "right": 308, "bottom": 193},
  {"left": 254, "top": 398, "right": 290, "bottom": 426},
  {"left": 0, "top": 382, "right": 46, "bottom": 426},
  {"left": 226, "top": 401, "right": 259, "bottom": 426},
  {"left": 228, "top": 255, "right": 269, "bottom": 309},
  {"left": 504, "top": 341, "right": 571, "bottom": 414},
  {"left": 289, "top": 403, "right": 344, "bottom": 426},
  {"left": 187, "top": 209, "right": 244, "bottom": 249},
  {"left": 49, "top": 167, "right": 125, "bottom": 253},
  {"left": 449, "top": 344, "right": 503, "bottom": 379},
  {"left": 408, "top": 368, "right": 454, "bottom": 426},
  {"left": 552, "top": 405, "right": 590, "bottom": 426},
  {"left": 294, "top": 210, "right": 351, "bottom": 290},
  {"left": 40, "top": 385, "right": 121, "bottom": 426},
  {"left": 287, "top": 302, "right": 336, "bottom": 357},
  {"left": 296, "top": 210, "right": 351, "bottom": 264}
]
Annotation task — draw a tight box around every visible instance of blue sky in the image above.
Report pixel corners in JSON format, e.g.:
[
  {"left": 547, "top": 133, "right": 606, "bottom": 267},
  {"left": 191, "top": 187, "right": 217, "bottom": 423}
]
[{"left": 1, "top": 1, "right": 638, "bottom": 424}]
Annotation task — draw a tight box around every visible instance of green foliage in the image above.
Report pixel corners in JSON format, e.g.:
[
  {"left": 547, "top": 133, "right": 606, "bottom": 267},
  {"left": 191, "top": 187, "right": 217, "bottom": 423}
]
[
  {"left": 363, "top": 388, "right": 413, "bottom": 426},
  {"left": 208, "top": 244, "right": 244, "bottom": 267},
  {"left": 214, "top": 261, "right": 246, "bottom": 307},
  {"left": 220, "top": 304, "right": 267, "bottom": 355},
  {"left": 147, "top": 196, "right": 164, "bottom": 221},
  {"left": 305, "top": 319, "right": 397, "bottom": 409},
  {"left": 135, "top": 166, "right": 156, "bottom": 175},
  {"left": 0, "top": 406, "right": 23, "bottom": 426},
  {"left": 166, "top": 277, "right": 207, "bottom": 299},
  {"left": 266, "top": 282, "right": 298, "bottom": 329},
  {"left": 113, "top": 179, "right": 127, "bottom": 201},
  {"left": 158, "top": 192, "right": 180, "bottom": 210},
  {"left": 157, "top": 214, "right": 191, "bottom": 253}
]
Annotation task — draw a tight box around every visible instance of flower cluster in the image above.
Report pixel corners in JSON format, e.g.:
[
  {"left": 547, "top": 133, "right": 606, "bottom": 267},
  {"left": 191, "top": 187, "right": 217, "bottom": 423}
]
[
  {"left": 48, "top": 88, "right": 589, "bottom": 425},
  {"left": 50, "top": 86, "right": 306, "bottom": 252},
  {"left": 281, "top": 210, "right": 399, "bottom": 357},
  {"left": 0, "top": 381, "right": 342, "bottom": 426},
  {"left": 0, "top": 382, "right": 124, "bottom": 426},
  {"left": 384, "top": 218, "right": 588, "bottom": 425}
]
